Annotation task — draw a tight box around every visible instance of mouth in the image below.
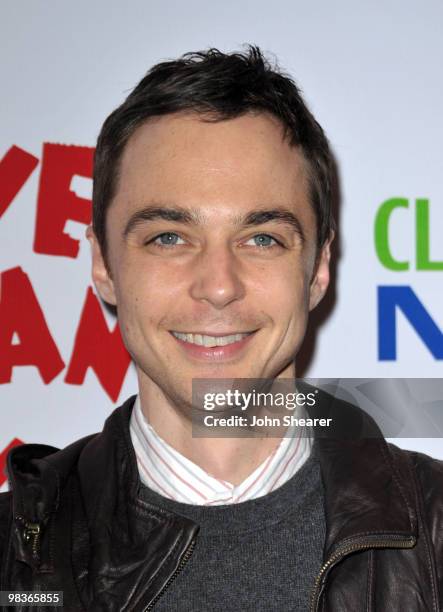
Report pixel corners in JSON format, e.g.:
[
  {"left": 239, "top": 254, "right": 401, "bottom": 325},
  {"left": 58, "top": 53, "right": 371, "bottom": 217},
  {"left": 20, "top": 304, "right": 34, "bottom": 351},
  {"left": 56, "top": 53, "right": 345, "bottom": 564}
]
[
  {"left": 170, "top": 331, "right": 254, "bottom": 347},
  {"left": 169, "top": 330, "right": 258, "bottom": 361}
]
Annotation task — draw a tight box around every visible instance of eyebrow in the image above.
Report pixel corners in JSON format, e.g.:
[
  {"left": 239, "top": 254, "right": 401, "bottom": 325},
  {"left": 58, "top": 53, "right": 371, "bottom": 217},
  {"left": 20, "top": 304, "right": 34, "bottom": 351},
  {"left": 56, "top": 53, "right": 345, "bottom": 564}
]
[
  {"left": 123, "top": 204, "right": 305, "bottom": 243},
  {"left": 242, "top": 209, "right": 305, "bottom": 243},
  {"left": 123, "top": 205, "right": 201, "bottom": 237}
]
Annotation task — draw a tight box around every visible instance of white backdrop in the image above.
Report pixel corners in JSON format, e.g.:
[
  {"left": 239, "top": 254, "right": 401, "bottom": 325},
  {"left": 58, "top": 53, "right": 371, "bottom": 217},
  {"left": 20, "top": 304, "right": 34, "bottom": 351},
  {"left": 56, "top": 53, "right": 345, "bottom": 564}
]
[{"left": 1, "top": 0, "right": 442, "bottom": 488}]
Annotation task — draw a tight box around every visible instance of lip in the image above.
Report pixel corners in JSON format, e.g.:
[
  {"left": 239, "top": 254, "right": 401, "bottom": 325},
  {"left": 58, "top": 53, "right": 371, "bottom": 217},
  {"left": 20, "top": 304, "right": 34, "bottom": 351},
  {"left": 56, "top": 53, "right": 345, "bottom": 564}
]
[
  {"left": 169, "top": 330, "right": 257, "bottom": 361},
  {"left": 171, "top": 330, "right": 255, "bottom": 337}
]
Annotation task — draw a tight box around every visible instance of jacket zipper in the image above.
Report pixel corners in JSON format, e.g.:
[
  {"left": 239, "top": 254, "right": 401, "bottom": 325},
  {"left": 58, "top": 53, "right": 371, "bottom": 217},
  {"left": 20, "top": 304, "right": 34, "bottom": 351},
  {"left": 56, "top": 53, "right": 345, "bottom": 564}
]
[
  {"left": 16, "top": 515, "right": 42, "bottom": 561},
  {"left": 309, "top": 535, "right": 416, "bottom": 612},
  {"left": 144, "top": 539, "right": 196, "bottom": 611}
]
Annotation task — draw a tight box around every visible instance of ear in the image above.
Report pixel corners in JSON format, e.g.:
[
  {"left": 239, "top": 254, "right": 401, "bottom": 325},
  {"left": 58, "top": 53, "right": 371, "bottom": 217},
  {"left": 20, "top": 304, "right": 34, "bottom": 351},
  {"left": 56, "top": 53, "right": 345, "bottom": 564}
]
[
  {"left": 309, "top": 232, "right": 334, "bottom": 311},
  {"left": 86, "top": 226, "right": 117, "bottom": 306}
]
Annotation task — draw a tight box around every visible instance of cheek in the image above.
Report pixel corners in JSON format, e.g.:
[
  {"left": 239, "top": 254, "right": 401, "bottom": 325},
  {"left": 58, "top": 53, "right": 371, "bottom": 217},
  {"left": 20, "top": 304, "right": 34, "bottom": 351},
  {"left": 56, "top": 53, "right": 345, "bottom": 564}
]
[
  {"left": 114, "top": 261, "right": 184, "bottom": 337},
  {"left": 255, "top": 264, "right": 309, "bottom": 313}
]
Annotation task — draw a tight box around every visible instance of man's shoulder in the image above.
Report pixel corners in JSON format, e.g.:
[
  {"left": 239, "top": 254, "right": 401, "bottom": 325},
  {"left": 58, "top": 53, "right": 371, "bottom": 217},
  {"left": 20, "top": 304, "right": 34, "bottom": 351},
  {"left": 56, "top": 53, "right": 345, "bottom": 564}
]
[
  {"left": 388, "top": 442, "right": 443, "bottom": 477},
  {"left": 6, "top": 395, "right": 136, "bottom": 488},
  {"left": 6, "top": 437, "right": 96, "bottom": 483},
  {"left": 2, "top": 397, "right": 136, "bottom": 528},
  {"left": 387, "top": 442, "right": 443, "bottom": 512},
  {"left": 0, "top": 434, "right": 105, "bottom": 555},
  {"left": 402, "top": 444, "right": 443, "bottom": 487}
]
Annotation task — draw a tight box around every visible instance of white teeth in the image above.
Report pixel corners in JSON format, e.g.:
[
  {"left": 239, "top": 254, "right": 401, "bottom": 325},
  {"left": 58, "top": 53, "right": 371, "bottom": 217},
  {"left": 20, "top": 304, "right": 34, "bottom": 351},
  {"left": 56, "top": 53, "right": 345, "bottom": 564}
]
[{"left": 171, "top": 332, "right": 250, "bottom": 347}]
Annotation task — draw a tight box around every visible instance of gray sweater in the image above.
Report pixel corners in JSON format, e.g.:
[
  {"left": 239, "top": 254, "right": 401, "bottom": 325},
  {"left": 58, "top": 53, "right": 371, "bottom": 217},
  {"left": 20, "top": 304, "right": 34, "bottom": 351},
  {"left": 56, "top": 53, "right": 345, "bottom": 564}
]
[{"left": 139, "top": 453, "right": 326, "bottom": 611}]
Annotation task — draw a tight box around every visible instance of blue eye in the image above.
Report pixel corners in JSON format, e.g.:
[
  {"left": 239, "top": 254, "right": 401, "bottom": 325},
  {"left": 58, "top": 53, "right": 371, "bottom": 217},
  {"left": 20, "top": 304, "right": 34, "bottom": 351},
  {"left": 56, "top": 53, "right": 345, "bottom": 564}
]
[
  {"left": 247, "top": 234, "right": 279, "bottom": 247},
  {"left": 152, "top": 232, "right": 184, "bottom": 246}
]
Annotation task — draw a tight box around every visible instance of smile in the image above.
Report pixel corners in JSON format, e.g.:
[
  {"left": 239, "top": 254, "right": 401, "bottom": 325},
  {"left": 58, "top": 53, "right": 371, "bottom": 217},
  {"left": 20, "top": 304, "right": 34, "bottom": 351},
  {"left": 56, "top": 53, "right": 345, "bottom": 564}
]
[{"left": 171, "top": 331, "right": 253, "bottom": 347}]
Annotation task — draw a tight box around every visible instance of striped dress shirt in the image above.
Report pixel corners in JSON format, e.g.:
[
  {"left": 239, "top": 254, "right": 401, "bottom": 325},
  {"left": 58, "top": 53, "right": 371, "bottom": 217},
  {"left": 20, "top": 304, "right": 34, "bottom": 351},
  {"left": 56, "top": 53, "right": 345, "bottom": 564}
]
[{"left": 130, "top": 395, "right": 312, "bottom": 505}]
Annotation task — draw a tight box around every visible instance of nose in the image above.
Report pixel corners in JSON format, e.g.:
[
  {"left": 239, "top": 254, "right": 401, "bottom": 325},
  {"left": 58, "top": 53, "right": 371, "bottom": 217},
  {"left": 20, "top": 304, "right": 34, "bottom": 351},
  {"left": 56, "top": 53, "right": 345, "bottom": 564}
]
[{"left": 189, "top": 244, "right": 246, "bottom": 309}]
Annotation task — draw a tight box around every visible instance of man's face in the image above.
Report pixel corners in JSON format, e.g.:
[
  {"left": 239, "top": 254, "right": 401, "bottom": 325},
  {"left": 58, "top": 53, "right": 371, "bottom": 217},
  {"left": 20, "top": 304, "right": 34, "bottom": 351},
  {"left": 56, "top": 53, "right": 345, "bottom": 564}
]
[{"left": 89, "top": 112, "right": 331, "bottom": 408}]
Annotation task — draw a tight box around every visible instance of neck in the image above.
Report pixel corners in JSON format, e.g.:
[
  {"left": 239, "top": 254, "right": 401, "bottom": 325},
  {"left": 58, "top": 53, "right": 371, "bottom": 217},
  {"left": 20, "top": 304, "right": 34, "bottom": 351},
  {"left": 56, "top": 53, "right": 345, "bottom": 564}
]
[{"left": 136, "top": 364, "right": 295, "bottom": 486}]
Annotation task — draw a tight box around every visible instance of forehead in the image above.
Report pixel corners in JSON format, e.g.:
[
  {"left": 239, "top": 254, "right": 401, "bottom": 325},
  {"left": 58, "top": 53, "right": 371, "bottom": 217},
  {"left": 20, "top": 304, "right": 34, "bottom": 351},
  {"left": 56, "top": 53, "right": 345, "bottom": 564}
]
[{"left": 111, "top": 111, "right": 313, "bottom": 227}]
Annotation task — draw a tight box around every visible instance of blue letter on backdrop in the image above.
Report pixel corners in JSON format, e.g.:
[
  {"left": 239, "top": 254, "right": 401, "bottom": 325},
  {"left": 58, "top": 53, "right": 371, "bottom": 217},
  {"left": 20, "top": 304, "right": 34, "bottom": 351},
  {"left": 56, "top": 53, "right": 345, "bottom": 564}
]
[{"left": 378, "top": 286, "right": 443, "bottom": 360}]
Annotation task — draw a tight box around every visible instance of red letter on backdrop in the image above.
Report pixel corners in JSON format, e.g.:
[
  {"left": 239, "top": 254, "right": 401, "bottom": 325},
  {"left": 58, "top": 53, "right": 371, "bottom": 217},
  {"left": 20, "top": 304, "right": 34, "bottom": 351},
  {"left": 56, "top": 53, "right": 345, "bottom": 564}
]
[
  {"left": 0, "top": 438, "right": 24, "bottom": 487},
  {"left": 0, "top": 145, "right": 39, "bottom": 218},
  {"left": 0, "top": 267, "right": 65, "bottom": 384},
  {"left": 33, "top": 143, "right": 94, "bottom": 258},
  {"left": 65, "top": 287, "right": 131, "bottom": 402}
]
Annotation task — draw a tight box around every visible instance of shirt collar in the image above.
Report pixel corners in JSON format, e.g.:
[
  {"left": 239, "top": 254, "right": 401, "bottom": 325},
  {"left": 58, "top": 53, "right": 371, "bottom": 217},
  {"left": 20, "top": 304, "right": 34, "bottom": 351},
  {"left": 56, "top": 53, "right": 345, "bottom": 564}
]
[{"left": 130, "top": 395, "right": 312, "bottom": 505}]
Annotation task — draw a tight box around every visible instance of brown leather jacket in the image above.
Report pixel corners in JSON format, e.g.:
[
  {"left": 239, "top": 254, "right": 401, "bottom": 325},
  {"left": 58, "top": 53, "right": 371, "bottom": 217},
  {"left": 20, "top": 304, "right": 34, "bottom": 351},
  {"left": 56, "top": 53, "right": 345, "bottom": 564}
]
[{"left": 0, "top": 395, "right": 442, "bottom": 611}]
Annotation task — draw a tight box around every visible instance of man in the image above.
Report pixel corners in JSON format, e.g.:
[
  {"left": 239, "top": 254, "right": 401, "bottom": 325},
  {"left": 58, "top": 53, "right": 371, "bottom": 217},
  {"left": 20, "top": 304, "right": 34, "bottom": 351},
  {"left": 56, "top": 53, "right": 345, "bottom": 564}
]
[{"left": 1, "top": 46, "right": 442, "bottom": 611}]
